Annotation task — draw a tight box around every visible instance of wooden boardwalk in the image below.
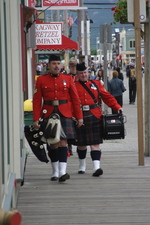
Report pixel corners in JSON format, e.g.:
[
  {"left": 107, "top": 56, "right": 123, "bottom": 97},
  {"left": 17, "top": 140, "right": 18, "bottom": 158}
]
[
  {"left": 17, "top": 149, "right": 150, "bottom": 225},
  {"left": 17, "top": 76, "right": 150, "bottom": 225}
]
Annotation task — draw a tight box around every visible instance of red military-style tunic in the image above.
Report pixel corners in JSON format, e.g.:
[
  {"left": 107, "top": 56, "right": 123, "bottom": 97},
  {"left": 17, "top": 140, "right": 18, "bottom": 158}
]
[
  {"left": 67, "top": 73, "right": 78, "bottom": 82},
  {"left": 75, "top": 80, "right": 121, "bottom": 119},
  {"left": 33, "top": 73, "right": 83, "bottom": 121}
]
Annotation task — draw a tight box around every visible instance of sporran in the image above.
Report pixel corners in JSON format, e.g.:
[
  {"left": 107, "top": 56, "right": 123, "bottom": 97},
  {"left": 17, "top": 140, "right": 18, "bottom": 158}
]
[{"left": 41, "top": 113, "right": 66, "bottom": 144}]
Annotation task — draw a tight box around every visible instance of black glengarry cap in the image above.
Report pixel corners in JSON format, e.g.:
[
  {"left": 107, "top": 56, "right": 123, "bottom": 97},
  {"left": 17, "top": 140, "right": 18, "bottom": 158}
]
[
  {"left": 76, "top": 62, "right": 87, "bottom": 71},
  {"left": 49, "top": 55, "right": 61, "bottom": 62}
]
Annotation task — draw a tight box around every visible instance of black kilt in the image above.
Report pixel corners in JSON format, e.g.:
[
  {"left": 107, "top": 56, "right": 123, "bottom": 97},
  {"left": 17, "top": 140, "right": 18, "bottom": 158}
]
[{"left": 75, "top": 111, "right": 103, "bottom": 146}]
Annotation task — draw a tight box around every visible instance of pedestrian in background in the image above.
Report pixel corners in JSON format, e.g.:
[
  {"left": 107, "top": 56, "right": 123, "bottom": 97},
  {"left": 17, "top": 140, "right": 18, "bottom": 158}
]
[
  {"left": 90, "top": 64, "right": 96, "bottom": 75},
  {"left": 33, "top": 55, "right": 83, "bottom": 182},
  {"left": 126, "top": 62, "right": 136, "bottom": 104},
  {"left": 75, "top": 62, "right": 123, "bottom": 177},
  {"left": 68, "top": 57, "right": 78, "bottom": 81},
  {"left": 108, "top": 70, "right": 126, "bottom": 114},
  {"left": 36, "top": 63, "right": 42, "bottom": 75},
  {"left": 95, "top": 69, "right": 104, "bottom": 85},
  {"left": 116, "top": 66, "right": 124, "bottom": 80},
  {"left": 67, "top": 57, "right": 78, "bottom": 155}
]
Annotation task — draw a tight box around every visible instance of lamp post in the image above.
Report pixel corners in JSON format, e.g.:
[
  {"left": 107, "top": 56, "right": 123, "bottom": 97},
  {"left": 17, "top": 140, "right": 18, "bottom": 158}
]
[
  {"left": 96, "top": 37, "right": 100, "bottom": 67},
  {"left": 115, "top": 28, "right": 120, "bottom": 67},
  {"left": 119, "top": 43, "right": 122, "bottom": 69},
  {"left": 134, "top": 0, "right": 144, "bottom": 165}
]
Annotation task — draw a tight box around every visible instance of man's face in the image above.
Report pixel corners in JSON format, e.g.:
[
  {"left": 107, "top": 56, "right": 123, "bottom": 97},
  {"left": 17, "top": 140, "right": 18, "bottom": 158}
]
[
  {"left": 77, "top": 69, "right": 88, "bottom": 82},
  {"left": 49, "top": 61, "right": 61, "bottom": 74}
]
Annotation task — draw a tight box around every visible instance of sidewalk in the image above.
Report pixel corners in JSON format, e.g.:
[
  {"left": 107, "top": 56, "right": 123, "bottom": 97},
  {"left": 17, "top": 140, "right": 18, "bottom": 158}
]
[{"left": 17, "top": 74, "right": 150, "bottom": 225}]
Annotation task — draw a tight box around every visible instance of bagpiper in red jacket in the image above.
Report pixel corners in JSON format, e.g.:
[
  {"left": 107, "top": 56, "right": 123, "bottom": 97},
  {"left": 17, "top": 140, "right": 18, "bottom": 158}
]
[
  {"left": 75, "top": 80, "right": 121, "bottom": 119},
  {"left": 33, "top": 73, "right": 83, "bottom": 121}
]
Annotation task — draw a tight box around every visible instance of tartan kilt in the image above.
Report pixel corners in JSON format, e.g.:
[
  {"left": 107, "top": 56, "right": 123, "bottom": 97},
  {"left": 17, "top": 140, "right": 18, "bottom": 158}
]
[
  {"left": 60, "top": 116, "right": 77, "bottom": 140},
  {"left": 52, "top": 107, "right": 77, "bottom": 140},
  {"left": 75, "top": 111, "right": 103, "bottom": 146}
]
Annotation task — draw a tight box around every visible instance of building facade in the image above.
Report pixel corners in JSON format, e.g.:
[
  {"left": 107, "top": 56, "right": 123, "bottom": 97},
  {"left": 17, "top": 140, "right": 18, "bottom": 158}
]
[
  {"left": 121, "top": 28, "right": 136, "bottom": 64},
  {"left": 0, "top": 0, "right": 35, "bottom": 211}
]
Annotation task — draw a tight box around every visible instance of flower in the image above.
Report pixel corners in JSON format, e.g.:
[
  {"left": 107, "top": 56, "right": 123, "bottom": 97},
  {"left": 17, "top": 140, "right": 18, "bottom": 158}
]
[
  {"left": 111, "top": 0, "right": 149, "bottom": 24},
  {"left": 111, "top": 0, "right": 127, "bottom": 24}
]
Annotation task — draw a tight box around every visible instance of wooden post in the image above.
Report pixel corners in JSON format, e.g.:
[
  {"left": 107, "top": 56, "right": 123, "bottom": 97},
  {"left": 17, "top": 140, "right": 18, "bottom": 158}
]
[
  {"left": 134, "top": 0, "right": 144, "bottom": 165},
  {"left": 144, "top": 22, "right": 149, "bottom": 156}
]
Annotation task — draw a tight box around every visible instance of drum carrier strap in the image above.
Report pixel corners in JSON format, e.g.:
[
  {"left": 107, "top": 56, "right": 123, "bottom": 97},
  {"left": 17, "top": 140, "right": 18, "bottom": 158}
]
[{"left": 79, "top": 80, "right": 102, "bottom": 106}]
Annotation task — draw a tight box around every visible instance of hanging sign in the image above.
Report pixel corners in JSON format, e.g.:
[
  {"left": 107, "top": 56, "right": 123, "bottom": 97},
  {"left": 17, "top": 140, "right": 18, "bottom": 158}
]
[
  {"left": 43, "top": 0, "right": 79, "bottom": 7},
  {"left": 35, "top": 21, "right": 62, "bottom": 46}
]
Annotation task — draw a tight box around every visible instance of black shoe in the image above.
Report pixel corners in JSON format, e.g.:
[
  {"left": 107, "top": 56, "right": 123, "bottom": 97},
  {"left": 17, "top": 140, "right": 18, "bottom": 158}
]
[
  {"left": 92, "top": 168, "right": 103, "bottom": 177},
  {"left": 59, "top": 173, "right": 70, "bottom": 182},
  {"left": 78, "top": 170, "right": 85, "bottom": 174},
  {"left": 51, "top": 176, "right": 58, "bottom": 181}
]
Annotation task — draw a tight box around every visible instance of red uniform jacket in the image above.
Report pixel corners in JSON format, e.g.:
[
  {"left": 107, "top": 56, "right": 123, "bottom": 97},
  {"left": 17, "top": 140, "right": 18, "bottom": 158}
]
[
  {"left": 68, "top": 73, "right": 78, "bottom": 82},
  {"left": 75, "top": 80, "right": 121, "bottom": 119},
  {"left": 33, "top": 73, "right": 83, "bottom": 121}
]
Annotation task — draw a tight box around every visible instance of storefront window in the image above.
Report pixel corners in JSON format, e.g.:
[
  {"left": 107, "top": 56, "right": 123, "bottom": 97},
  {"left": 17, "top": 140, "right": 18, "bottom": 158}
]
[
  {"left": 36, "top": 0, "right": 42, "bottom": 7},
  {"left": 129, "top": 40, "right": 135, "bottom": 48}
]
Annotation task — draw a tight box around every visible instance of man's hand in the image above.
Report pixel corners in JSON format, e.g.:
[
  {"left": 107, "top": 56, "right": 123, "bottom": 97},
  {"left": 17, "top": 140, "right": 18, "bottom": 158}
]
[
  {"left": 118, "top": 108, "right": 123, "bottom": 114},
  {"left": 76, "top": 119, "right": 84, "bottom": 127},
  {"left": 33, "top": 120, "right": 40, "bottom": 129}
]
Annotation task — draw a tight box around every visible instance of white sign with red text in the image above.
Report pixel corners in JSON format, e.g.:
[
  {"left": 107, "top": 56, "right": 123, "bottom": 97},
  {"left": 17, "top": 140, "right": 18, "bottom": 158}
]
[
  {"left": 43, "top": 0, "right": 79, "bottom": 7},
  {"left": 35, "top": 22, "right": 62, "bottom": 45}
]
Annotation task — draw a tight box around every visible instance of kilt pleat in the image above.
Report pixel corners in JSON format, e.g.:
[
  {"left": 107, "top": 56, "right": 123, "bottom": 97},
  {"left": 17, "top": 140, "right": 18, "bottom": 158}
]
[
  {"left": 60, "top": 116, "right": 77, "bottom": 139},
  {"left": 76, "top": 111, "right": 103, "bottom": 146},
  {"left": 52, "top": 107, "right": 77, "bottom": 140}
]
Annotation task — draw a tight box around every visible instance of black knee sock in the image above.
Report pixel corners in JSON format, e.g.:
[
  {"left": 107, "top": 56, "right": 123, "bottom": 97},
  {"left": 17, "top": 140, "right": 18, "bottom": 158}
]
[
  {"left": 77, "top": 148, "right": 87, "bottom": 159},
  {"left": 47, "top": 147, "right": 58, "bottom": 162},
  {"left": 58, "top": 147, "right": 68, "bottom": 162},
  {"left": 90, "top": 150, "right": 101, "bottom": 161}
]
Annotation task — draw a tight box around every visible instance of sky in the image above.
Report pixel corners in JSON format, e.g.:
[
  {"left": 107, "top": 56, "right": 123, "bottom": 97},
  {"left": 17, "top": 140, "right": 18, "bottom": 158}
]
[{"left": 71, "top": 0, "right": 133, "bottom": 50}]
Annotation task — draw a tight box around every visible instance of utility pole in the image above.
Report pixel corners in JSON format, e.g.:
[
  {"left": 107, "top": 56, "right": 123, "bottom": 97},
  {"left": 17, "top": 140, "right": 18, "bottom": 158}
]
[
  {"left": 85, "top": 20, "right": 90, "bottom": 66},
  {"left": 100, "top": 24, "right": 112, "bottom": 113},
  {"left": 134, "top": 0, "right": 144, "bottom": 165},
  {"left": 144, "top": 21, "right": 149, "bottom": 156},
  {"left": 148, "top": 1, "right": 150, "bottom": 156},
  {"left": 77, "top": 0, "right": 85, "bottom": 62},
  {"left": 63, "top": 10, "right": 69, "bottom": 71},
  {"left": 115, "top": 30, "right": 120, "bottom": 67},
  {"left": 103, "top": 24, "right": 108, "bottom": 91}
]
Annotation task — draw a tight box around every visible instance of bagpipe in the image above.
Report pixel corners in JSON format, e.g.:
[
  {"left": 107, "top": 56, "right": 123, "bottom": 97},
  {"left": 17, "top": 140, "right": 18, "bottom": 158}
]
[
  {"left": 24, "top": 110, "right": 66, "bottom": 163},
  {"left": 24, "top": 110, "right": 49, "bottom": 163}
]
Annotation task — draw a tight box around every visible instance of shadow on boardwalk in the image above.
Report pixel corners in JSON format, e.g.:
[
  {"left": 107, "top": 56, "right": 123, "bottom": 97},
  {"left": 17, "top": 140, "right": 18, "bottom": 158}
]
[{"left": 17, "top": 75, "right": 150, "bottom": 225}]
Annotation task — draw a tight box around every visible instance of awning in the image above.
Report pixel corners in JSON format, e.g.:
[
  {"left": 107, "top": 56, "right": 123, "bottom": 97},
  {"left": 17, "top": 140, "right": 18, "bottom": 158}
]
[
  {"left": 115, "top": 54, "right": 122, "bottom": 60},
  {"left": 36, "top": 35, "right": 78, "bottom": 51}
]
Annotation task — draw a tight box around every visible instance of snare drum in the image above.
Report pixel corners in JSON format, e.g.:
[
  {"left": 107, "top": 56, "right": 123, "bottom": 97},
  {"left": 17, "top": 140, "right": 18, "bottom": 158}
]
[{"left": 102, "top": 113, "right": 126, "bottom": 140}]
